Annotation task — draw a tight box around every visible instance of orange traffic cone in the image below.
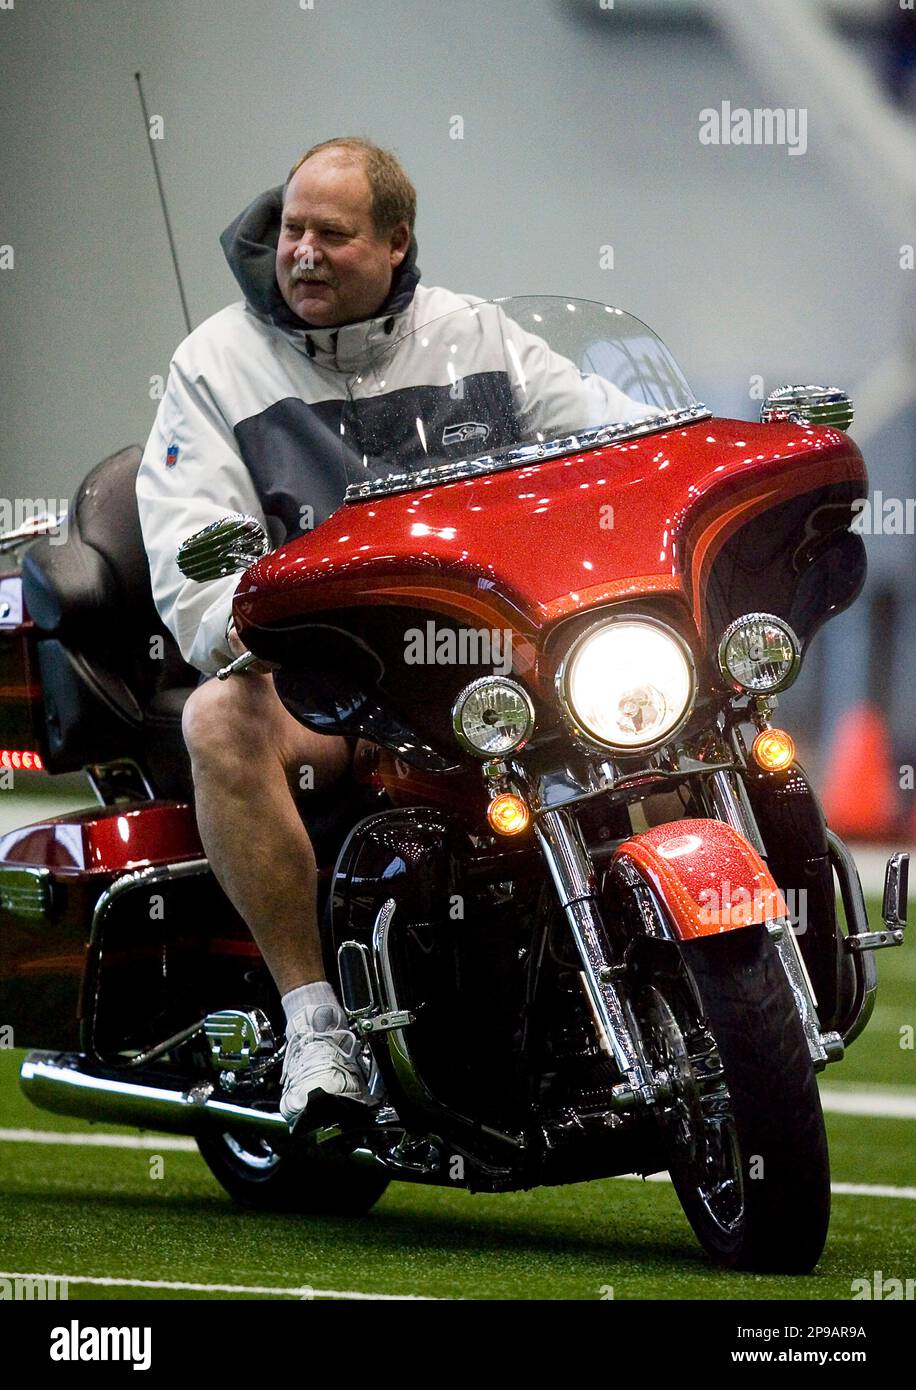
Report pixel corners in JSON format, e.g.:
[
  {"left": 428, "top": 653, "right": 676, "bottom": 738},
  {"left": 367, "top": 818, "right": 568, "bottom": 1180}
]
[{"left": 821, "top": 702, "right": 899, "bottom": 841}]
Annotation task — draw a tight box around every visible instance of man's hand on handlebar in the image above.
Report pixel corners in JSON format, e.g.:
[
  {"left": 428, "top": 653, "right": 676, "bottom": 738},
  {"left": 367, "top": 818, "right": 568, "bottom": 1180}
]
[{"left": 226, "top": 618, "right": 276, "bottom": 677}]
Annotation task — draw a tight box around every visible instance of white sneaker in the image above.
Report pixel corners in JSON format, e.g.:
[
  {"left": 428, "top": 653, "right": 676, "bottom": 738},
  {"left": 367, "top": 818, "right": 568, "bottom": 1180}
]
[{"left": 279, "top": 1008, "right": 370, "bottom": 1128}]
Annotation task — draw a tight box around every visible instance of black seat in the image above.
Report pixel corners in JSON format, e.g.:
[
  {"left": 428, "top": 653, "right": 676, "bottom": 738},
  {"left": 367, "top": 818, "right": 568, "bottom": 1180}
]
[
  {"left": 21, "top": 445, "right": 198, "bottom": 799},
  {"left": 21, "top": 446, "right": 389, "bottom": 854}
]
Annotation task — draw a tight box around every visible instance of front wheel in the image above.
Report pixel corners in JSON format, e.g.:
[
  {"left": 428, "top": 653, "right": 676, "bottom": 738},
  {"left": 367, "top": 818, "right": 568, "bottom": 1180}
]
[{"left": 641, "top": 924, "right": 830, "bottom": 1273}]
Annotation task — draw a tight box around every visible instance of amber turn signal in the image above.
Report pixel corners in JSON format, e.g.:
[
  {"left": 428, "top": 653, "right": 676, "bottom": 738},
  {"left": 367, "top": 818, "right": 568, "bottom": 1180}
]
[
  {"left": 752, "top": 727, "right": 796, "bottom": 772},
  {"left": 487, "top": 792, "right": 530, "bottom": 835}
]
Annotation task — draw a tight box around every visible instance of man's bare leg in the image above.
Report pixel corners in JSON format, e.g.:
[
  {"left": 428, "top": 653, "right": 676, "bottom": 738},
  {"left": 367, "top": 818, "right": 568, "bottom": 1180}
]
[{"left": 180, "top": 670, "right": 352, "bottom": 995}]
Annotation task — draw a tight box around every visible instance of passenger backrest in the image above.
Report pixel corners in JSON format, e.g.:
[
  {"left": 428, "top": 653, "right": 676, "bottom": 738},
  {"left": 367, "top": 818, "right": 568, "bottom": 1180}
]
[{"left": 21, "top": 445, "right": 197, "bottom": 773}]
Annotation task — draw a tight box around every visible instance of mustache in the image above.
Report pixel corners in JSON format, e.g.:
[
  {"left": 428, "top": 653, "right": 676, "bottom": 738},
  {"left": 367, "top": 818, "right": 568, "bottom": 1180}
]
[{"left": 289, "top": 264, "right": 337, "bottom": 286}]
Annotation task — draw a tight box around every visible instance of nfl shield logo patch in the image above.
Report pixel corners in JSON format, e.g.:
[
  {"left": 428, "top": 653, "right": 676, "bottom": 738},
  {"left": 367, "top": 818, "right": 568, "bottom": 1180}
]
[{"left": 165, "top": 443, "right": 179, "bottom": 468}]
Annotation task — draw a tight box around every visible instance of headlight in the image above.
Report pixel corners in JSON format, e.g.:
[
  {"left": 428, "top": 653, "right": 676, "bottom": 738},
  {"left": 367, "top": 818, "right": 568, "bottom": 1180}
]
[
  {"left": 452, "top": 677, "right": 535, "bottom": 757},
  {"left": 717, "top": 613, "right": 800, "bottom": 694},
  {"left": 557, "top": 618, "right": 695, "bottom": 751}
]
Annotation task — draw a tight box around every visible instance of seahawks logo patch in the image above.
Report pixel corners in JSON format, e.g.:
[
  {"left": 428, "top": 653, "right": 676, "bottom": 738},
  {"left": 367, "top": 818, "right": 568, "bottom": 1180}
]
[{"left": 442, "top": 421, "right": 491, "bottom": 447}]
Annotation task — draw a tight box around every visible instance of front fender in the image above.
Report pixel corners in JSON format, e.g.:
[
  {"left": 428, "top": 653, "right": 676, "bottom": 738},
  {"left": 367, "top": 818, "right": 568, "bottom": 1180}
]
[{"left": 611, "top": 818, "right": 787, "bottom": 941}]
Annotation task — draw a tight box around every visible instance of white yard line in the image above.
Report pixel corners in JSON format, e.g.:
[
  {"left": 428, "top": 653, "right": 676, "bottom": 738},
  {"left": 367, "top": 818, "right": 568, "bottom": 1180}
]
[
  {"left": 2, "top": 1123, "right": 914, "bottom": 1202},
  {"left": 830, "top": 1182, "right": 916, "bottom": 1200},
  {"left": 817, "top": 1087, "right": 916, "bottom": 1118},
  {"left": 0, "top": 1271, "right": 432, "bottom": 1300},
  {"left": 0, "top": 1128, "right": 197, "bottom": 1150},
  {"left": 612, "top": 1174, "right": 916, "bottom": 1200}
]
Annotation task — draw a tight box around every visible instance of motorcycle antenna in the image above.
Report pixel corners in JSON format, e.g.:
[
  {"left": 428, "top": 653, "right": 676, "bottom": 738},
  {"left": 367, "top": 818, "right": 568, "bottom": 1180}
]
[{"left": 134, "top": 71, "right": 193, "bottom": 336}]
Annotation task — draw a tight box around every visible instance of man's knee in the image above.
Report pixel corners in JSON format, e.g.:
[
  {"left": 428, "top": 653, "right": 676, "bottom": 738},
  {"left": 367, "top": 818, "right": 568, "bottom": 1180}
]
[
  {"left": 181, "top": 673, "right": 276, "bottom": 763},
  {"left": 180, "top": 673, "right": 351, "bottom": 796}
]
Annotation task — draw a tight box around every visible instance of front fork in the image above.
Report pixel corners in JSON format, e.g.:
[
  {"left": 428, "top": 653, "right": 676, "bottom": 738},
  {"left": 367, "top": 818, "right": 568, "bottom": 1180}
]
[
  {"left": 535, "top": 808, "right": 660, "bottom": 1107},
  {"left": 535, "top": 768, "right": 852, "bottom": 1103}
]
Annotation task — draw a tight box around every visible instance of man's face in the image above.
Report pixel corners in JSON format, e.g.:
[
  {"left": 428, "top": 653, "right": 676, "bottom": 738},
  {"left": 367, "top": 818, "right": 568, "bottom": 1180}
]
[{"left": 276, "top": 154, "right": 410, "bottom": 328}]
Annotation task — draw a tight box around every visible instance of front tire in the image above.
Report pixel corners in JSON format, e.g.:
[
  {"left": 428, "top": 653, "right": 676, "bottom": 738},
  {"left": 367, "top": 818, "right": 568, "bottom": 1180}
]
[{"left": 645, "top": 924, "right": 830, "bottom": 1273}]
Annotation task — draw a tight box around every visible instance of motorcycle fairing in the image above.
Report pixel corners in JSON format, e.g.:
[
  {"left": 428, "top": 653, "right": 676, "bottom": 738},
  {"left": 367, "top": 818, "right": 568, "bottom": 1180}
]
[
  {"left": 610, "top": 818, "right": 788, "bottom": 940},
  {"left": 691, "top": 470, "right": 866, "bottom": 654},
  {"left": 235, "top": 418, "right": 865, "bottom": 707}
]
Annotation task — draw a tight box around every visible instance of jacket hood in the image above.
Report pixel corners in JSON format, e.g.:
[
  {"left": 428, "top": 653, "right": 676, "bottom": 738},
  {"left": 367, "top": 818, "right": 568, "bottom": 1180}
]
[{"left": 219, "top": 183, "right": 421, "bottom": 342}]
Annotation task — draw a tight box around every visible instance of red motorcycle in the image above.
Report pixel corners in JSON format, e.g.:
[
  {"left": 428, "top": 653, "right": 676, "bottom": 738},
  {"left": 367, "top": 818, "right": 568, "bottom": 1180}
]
[{"left": 0, "top": 296, "right": 907, "bottom": 1272}]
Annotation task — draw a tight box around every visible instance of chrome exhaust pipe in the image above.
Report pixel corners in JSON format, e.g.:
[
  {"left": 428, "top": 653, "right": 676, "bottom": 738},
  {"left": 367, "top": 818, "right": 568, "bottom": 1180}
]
[{"left": 19, "top": 1051, "right": 289, "bottom": 1138}]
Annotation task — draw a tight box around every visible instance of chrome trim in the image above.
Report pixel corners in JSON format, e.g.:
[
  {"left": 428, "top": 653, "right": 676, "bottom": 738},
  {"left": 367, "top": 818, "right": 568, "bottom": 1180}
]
[
  {"left": 344, "top": 404, "right": 712, "bottom": 502},
  {"left": 204, "top": 1009, "right": 276, "bottom": 1073},
  {"left": 371, "top": 899, "right": 428, "bottom": 1111},
  {"left": 370, "top": 898, "right": 524, "bottom": 1156},
  {"left": 826, "top": 831, "right": 877, "bottom": 1047},
  {"left": 846, "top": 929, "right": 907, "bottom": 952},
  {"left": 125, "top": 1017, "right": 209, "bottom": 1070},
  {"left": 348, "top": 1143, "right": 453, "bottom": 1186},
  {"left": 760, "top": 384, "right": 853, "bottom": 431},
  {"left": 86, "top": 859, "right": 212, "bottom": 1056},
  {"left": 451, "top": 676, "right": 535, "bottom": 758},
  {"left": 19, "top": 1051, "right": 289, "bottom": 1137},
  {"left": 706, "top": 770, "right": 768, "bottom": 858},
  {"left": 708, "top": 773, "right": 834, "bottom": 1061},
  {"left": 836, "top": 847, "right": 907, "bottom": 952},
  {"left": 358, "top": 1010, "right": 414, "bottom": 1036},
  {"left": 85, "top": 759, "right": 155, "bottom": 807},
  {"left": 0, "top": 508, "right": 67, "bottom": 554},
  {"left": 372, "top": 901, "right": 399, "bottom": 1008},
  {"left": 369, "top": 900, "right": 442, "bottom": 1106},
  {"left": 766, "top": 923, "right": 828, "bottom": 1067},
  {"left": 820, "top": 1031, "right": 845, "bottom": 1063},
  {"left": 716, "top": 612, "right": 801, "bottom": 695},
  {"left": 337, "top": 940, "right": 377, "bottom": 1018},
  {"left": 216, "top": 651, "right": 259, "bottom": 681},
  {"left": 881, "top": 850, "right": 908, "bottom": 934},
  {"left": 612, "top": 856, "right": 678, "bottom": 941},
  {"left": 535, "top": 807, "right": 655, "bottom": 1103},
  {"left": 554, "top": 614, "right": 697, "bottom": 756},
  {"left": 222, "top": 1132, "right": 282, "bottom": 1171},
  {"left": 0, "top": 865, "right": 53, "bottom": 919},
  {"left": 176, "top": 513, "right": 269, "bottom": 582}
]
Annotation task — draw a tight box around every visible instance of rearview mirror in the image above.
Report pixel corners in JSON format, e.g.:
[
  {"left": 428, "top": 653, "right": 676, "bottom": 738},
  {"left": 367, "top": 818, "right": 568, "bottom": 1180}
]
[{"left": 176, "top": 513, "right": 269, "bottom": 582}]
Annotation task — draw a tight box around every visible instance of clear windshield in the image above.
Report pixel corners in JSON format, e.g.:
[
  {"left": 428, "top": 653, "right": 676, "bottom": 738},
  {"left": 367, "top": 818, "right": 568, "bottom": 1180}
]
[{"left": 340, "top": 296, "right": 700, "bottom": 499}]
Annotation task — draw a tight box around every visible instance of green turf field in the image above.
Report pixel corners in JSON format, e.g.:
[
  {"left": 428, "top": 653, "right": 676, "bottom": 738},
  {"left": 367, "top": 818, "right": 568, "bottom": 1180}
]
[{"left": 0, "top": 899, "right": 912, "bottom": 1301}]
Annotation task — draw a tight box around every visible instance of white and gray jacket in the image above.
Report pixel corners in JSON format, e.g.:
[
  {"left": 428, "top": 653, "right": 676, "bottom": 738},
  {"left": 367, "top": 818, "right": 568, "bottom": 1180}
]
[{"left": 137, "top": 188, "right": 643, "bottom": 674}]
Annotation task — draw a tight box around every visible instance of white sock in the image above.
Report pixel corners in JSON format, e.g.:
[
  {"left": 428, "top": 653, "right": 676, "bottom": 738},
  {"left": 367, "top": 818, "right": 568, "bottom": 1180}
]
[{"left": 281, "top": 980, "right": 347, "bottom": 1038}]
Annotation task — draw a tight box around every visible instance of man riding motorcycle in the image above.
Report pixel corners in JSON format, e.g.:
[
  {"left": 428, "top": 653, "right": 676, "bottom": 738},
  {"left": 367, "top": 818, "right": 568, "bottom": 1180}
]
[{"left": 136, "top": 136, "right": 648, "bottom": 1131}]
